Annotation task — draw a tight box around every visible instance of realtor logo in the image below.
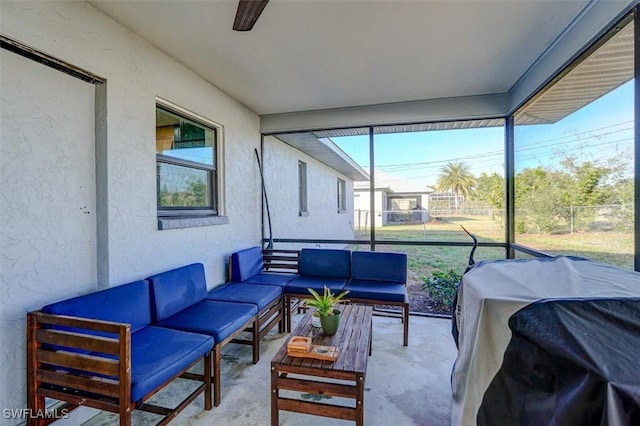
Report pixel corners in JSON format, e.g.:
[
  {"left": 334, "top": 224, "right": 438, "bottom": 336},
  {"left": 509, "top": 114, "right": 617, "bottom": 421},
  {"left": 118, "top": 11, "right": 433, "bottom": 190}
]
[{"left": 3, "top": 408, "right": 70, "bottom": 420}]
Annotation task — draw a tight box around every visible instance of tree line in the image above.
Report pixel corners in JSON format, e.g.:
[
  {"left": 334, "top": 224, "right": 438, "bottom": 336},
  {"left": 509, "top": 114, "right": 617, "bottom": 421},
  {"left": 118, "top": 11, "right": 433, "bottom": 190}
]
[{"left": 436, "top": 155, "right": 633, "bottom": 234}]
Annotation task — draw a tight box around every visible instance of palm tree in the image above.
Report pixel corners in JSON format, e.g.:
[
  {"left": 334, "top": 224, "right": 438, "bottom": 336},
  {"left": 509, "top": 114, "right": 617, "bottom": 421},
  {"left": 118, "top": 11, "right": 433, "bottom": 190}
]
[{"left": 436, "top": 161, "right": 476, "bottom": 210}]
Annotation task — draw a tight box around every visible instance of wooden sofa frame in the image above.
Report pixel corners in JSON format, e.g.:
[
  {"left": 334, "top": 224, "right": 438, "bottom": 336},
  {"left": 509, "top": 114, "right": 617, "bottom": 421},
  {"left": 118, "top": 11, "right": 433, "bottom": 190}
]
[
  {"left": 229, "top": 296, "right": 283, "bottom": 358},
  {"left": 210, "top": 315, "right": 259, "bottom": 406},
  {"left": 27, "top": 312, "right": 211, "bottom": 426}
]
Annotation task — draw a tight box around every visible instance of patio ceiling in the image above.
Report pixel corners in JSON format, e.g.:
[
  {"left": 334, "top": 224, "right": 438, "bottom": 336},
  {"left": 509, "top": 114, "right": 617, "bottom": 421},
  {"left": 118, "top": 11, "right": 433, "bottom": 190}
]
[
  {"left": 271, "top": 14, "right": 634, "bottom": 142},
  {"left": 88, "top": 0, "right": 594, "bottom": 117}
]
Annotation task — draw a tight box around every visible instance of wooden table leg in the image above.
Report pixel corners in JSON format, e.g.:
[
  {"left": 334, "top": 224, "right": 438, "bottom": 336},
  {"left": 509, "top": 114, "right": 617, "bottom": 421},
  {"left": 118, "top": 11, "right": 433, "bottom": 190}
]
[
  {"left": 213, "top": 345, "right": 221, "bottom": 407},
  {"left": 271, "top": 366, "right": 279, "bottom": 426},
  {"left": 356, "top": 373, "right": 365, "bottom": 426}
]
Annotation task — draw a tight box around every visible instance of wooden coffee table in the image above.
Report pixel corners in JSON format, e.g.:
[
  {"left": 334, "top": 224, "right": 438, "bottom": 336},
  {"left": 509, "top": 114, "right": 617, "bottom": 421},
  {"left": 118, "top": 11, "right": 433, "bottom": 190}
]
[{"left": 270, "top": 304, "right": 373, "bottom": 425}]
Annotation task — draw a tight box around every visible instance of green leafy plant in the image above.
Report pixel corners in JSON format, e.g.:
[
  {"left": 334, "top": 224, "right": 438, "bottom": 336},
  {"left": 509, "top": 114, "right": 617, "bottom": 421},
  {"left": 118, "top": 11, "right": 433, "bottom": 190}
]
[
  {"left": 306, "top": 286, "right": 349, "bottom": 316},
  {"left": 422, "top": 269, "right": 462, "bottom": 310}
]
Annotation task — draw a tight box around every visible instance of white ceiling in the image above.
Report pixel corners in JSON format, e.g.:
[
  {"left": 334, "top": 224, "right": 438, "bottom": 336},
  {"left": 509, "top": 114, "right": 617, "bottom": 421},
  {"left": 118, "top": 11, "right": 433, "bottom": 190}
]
[{"left": 88, "top": 0, "right": 591, "bottom": 116}]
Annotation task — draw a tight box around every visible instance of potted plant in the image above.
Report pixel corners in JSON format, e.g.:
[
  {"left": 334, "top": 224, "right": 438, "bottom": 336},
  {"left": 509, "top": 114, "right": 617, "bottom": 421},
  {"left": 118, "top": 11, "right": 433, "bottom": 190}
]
[{"left": 305, "top": 286, "right": 349, "bottom": 335}]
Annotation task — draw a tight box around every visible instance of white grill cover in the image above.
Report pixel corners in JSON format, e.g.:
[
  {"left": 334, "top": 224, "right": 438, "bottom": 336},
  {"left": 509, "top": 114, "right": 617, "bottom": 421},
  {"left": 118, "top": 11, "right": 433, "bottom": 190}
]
[{"left": 451, "top": 256, "right": 640, "bottom": 425}]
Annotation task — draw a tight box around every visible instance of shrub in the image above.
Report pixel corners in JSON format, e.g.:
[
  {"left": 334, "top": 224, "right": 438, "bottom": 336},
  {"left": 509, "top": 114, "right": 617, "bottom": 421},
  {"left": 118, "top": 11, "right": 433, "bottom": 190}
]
[{"left": 422, "top": 269, "right": 462, "bottom": 310}]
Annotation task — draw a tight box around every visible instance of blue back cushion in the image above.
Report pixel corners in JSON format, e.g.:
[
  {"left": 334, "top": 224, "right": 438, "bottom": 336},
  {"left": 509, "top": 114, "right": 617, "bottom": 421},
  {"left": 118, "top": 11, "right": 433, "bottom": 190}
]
[
  {"left": 41, "top": 280, "right": 152, "bottom": 333},
  {"left": 147, "top": 263, "right": 207, "bottom": 321},
  {"left": 231, "top": 246, "right": 264, "bottom": 282},
  {"left": 299, "top": 249, "right": 351, "bottom": 278},
  {"left": 351, "top": 251, "right": 407, "bottom": 283}
]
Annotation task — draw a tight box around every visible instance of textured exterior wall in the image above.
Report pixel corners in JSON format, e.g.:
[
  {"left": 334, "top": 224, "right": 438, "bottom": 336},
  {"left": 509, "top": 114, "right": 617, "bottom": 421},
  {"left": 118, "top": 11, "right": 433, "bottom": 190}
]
[
  {"left": 0, "top": 50, "right": 98, "bottom": 421},
  {"left": 0, "top": 2, "right": 262, "bottom": 421},
  {"left": 263, "top": 136, "right": 355, "bottom": 248}
]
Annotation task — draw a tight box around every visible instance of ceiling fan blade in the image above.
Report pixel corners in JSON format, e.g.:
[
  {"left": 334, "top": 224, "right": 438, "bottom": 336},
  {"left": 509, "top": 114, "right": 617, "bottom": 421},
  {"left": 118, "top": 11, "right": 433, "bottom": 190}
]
[{"left": 233, "top": 0, "right": 269, "bottom": 32}]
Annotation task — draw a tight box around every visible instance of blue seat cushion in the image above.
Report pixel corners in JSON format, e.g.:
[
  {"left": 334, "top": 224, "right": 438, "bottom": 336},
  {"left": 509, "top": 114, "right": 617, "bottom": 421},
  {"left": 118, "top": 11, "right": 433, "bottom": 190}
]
[
  {"left": 285, "top": 276, "right": 348, "bottom": 295},
  {"left": 130, "top": 326, "right": 213, "bottom": 403},
  {"left": 244, "top": 272, "right": 299, "bottom": 287},
  {"left": 147, "top": 263, "right": 207, "bottom": 321},
  {"left": 207, "top": 283, "right": 282, "bottom": 310},
  {"left": 156, "top": 300, "right": 258, "bottom": 343},
  {"left": 351, "top": 251, "right": 407, "bottom": 283},
  {"left": 344, "top": 279, "right": 407, "bottom": 303},
  {"left": 42, "top": 280, "right": 152, "bottom": 333},
  {"left": 299, "top": 248, "right": 351, "bottom": 278},
  {"left": 230, "top": 246, "right": 264, "bottom": 282}
]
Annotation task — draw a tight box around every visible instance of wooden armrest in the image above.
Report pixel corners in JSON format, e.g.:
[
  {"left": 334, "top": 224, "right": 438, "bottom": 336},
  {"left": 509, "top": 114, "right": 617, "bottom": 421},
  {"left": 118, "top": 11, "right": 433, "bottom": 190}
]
[
  {"left": 32, "top": 311, "right": 130, "bottom": 334},
  {"left": 27, "top": 311, "right": 131, "bottom": 418}
]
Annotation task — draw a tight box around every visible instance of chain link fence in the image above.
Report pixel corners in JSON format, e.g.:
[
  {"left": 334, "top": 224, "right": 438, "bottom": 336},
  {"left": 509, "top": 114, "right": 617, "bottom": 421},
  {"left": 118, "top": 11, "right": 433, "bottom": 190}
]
[
  {"left": 515, "top": 204, "right": 633, "bottom": 234},
  {"left": 354, "top": 204, "right": 632, "bottom": 235}
]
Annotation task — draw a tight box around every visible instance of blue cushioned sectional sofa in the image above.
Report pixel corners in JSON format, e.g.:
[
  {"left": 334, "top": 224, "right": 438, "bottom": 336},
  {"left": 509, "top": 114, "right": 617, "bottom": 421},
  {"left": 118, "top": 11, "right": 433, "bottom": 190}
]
[
  {"left": 27, "top": 261, "right": 285, "bottom": 425},
  {"left": 29, "top": 279, "right": 214, "bottom": 426},
  {"left": 229, "top": 246, "right": 410, "bottom": 346}
]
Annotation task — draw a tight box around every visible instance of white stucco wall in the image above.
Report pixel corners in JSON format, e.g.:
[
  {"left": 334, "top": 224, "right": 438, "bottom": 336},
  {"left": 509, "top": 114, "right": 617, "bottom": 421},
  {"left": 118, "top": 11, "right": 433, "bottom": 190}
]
[
  {"left": 1, "top": 49, "right": 98, "bottom": 422},
  {"left": 263, "top": 136, "right": 355, "bottom": 248},
  {"left": 1, "top": 1, "right": 262, "bottom": 421},
  {"left": 353, "top": 189, "right": 386, "bottom": 228}
]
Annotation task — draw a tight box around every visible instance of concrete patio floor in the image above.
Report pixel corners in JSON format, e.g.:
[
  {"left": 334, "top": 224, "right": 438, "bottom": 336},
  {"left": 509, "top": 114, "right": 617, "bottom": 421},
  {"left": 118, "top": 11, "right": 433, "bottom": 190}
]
[{"left": 85, "top": 311, "right": 457, "bottom": 426}]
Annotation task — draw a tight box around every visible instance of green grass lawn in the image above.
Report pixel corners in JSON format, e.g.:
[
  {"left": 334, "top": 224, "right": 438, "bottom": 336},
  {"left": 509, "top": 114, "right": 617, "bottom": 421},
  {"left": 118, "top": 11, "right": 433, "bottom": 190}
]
[
  {"left": 514, "top": 233, "right": 633, "bottom": 269},
  {"left": 353, "top": 215, "right": 634, "bottom": 282}
]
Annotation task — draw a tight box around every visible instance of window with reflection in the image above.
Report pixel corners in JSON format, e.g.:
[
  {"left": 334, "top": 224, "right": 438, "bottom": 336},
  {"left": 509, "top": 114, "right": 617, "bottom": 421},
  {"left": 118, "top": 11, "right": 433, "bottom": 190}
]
[{"left": 156, "top": 105, "right": 218, "bottom": 216}]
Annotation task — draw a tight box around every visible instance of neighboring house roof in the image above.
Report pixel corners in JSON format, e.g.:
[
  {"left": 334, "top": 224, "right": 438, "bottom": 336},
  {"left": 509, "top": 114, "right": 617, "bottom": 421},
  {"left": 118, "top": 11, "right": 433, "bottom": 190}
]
[
  {"left": 274, "top": 133, "right": 369, "bottom": 181},
  {"left": 354, "top": 170, "right": 433, "bottom": 195}
]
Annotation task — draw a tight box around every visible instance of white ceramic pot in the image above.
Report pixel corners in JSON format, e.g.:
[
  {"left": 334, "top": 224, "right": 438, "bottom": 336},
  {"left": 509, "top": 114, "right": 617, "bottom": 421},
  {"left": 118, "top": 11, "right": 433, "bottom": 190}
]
[{"left": 311, "top": 314, "right": 322, "bottom": 328}]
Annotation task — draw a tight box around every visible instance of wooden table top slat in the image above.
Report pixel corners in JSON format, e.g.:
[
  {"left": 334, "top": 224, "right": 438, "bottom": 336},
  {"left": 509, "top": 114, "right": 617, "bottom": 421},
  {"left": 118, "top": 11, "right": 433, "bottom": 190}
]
[
  {"left": 272, "top": 304, "right": 372, "bottom": 374},
  {"left": 354, "top": 307, "right": 372, "bottom": 370}
]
